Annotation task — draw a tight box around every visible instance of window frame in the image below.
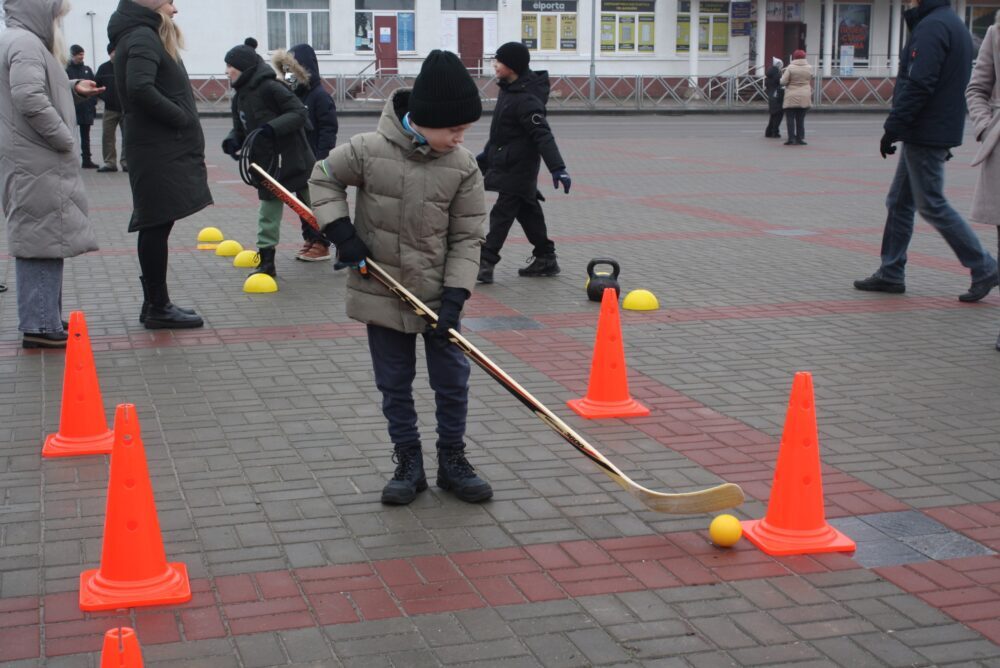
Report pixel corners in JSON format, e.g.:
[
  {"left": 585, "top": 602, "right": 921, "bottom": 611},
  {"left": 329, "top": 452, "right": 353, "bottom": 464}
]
[
  {"left": 676, "top": 0, "right": 730, "bottom": 55},
  {"left": 266, "top": 5, "right": 332, "bottom": 53}
]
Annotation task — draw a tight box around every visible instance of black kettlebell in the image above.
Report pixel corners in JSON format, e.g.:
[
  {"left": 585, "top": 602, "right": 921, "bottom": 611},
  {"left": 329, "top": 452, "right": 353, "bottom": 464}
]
[{"left": 586, "top": 258, "right": 621, "bottom": 302}]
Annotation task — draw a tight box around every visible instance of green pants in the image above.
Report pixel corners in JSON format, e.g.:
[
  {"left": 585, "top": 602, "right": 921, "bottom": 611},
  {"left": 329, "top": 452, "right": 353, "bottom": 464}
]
[{"left": 258, "top": 189, "right": 310, "bottom": 249}]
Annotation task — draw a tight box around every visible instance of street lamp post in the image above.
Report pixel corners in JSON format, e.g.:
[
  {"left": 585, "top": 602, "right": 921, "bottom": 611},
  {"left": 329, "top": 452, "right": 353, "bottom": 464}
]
[
  {"left": 589, "top": 0, "right": 596, "bottom": 106},
  {"left": 86, "top": 11, "right": 97, "bottom": 69}
]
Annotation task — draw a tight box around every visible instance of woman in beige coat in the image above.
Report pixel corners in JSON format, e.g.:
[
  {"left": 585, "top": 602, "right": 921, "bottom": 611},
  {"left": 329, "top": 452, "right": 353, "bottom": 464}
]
[
  {"left": 966, "top": 12, "right": 1000, "bottom": 349},
  {"left": 781, "top": 49, "right": 813, "bottom": 145}
]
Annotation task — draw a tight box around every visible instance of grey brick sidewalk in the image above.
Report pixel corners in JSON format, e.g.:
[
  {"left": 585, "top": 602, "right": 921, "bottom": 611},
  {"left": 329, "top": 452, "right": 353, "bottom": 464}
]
[{"left": 1, "top": 114, "right": 999, "bottom": 666}]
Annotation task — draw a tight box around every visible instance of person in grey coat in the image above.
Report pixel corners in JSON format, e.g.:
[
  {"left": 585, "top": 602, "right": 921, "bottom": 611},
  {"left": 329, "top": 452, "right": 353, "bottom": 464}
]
[
  {"left": 966, "top": 11, "right": 1000, "bottom": 349},
  {"left": 0, "top": 0, "right": 104, "bottom": 349}
]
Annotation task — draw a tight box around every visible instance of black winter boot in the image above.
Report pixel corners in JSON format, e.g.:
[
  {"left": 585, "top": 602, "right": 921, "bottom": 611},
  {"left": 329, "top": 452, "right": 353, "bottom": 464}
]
[
  {"left": 139, "top": 276, "right": 196, "bottom": 324},
  {"left": 518, "top": 253, "right": 560, "bottom": 277},
  {"left": 477, "top": 258, "right": 495, "bottom": 284},
  {"left": 381, "top": 443, "right": 427, "bottom": 505},
  {"left": 145, "top": 282, "right": 204, "bottom": 330},
  {"left": 436, "top": 443, "right": 493, "bottom": 503},
  {"left": 251, "top": 247, "right": 277, "bottom": 277}
]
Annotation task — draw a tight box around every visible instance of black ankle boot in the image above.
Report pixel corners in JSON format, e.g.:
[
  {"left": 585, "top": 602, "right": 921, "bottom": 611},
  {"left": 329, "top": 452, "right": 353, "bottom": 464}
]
[
  {"left": 518, "top": 253, "right": 560, "bottom": 277},
  {"left": 145, "top": 282, "right": 204, "bottom": 330},
  {"left": 436, "top": 443, "right": 493, "bottom": 503},
  {"left": 477, "top": 258, "right": 496, "bottom": 284},
  {"left": 251, "top": 247, "right": 277, "bottom": 277},
  {"left": 139, "top": 276, "right": 196, "bottom": 324},
  {"left": 381, "top": 443, "right": 427, "bottom": 505}
]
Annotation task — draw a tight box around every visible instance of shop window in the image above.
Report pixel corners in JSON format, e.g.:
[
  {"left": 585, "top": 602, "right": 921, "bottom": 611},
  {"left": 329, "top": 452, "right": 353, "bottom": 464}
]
[
  {"left": 600, "top": 0, "right": 655, "bottom": 53},
  {"left": 441, "top": 0, "right": 497, "bottom": 8},
  {"left": 677, "top": 1, "right": 729, "bottom": 53},
  {"left": 834, "top": 2, "right": 870, "bottom": 67},
  {"left": 356, "top": 0, "right": 416, "bottom": 52},
  {"left": 522, "top": 1, "right": 578, "bottom": 51},
  {"left": 968, "top": 5, "right": 1000, "bottom": 45},
  {"left": 267, "top": 0, "right": 331, "bottom": 52}
]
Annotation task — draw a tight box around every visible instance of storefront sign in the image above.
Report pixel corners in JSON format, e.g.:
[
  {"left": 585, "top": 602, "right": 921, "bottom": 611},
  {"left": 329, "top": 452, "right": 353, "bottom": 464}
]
[
  {"left": 618, "top": 14, "right": 635, "bottom": 50},
  {"left": 522, "top": 13, "right": 538, "bottom": 48},
  {"left": 837, "top": 3, "right": 870, "bottom": 60},
  {"left": 600, "top": 13, "right": 616, "bottom": 50},
  {"left": 601, "top": 0, "right": 655, "bottom": 12},
  {"left": 523, "top": 0, "right": 578, "bottom": 10},
  {"left": 638, "top": 14, "right": 654, "bottom": 51},
  {"left": 730, "top": 1, "right": 751, "bottom": 35},
  {"left": 541, "top": 14, "right": 558, "bottom": 49},
  {"left": 560, "top": 14, "right": 577, "bottom": 49}
]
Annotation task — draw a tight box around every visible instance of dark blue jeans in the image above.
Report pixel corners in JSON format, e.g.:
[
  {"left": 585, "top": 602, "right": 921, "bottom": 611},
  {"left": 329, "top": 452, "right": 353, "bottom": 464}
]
[
  {"left": 367, "top": 324, "right": 470, "bottom": 447},
  {"left": 878, "top": 144, "right": 997, "bottom": 283}
]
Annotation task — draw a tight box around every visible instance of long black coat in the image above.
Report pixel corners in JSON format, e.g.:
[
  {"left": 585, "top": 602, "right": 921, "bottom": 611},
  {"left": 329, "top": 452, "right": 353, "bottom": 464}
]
[
  {"left": 95, "top": 59, "right": 122, "bottom": 113},
  {"left": 66, "top": 61, "right": 97, "bottom": 125},
  {"left": 480, "top": 70, "right": 565, "bottom": 200},
  {"left": 108, "top": 0, "right": 213, "bottom": 231},
  {"left": 765, "top": 64, "right": 784, "bottom": 114},
  {"left": 225, "top": 61, "right": 314, "bottom": 200}
]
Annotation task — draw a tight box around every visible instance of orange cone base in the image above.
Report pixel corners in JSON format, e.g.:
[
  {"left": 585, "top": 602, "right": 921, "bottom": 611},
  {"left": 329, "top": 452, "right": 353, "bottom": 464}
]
[
  {"left": 740, "top": 518, "right": 856, "bottom": 556},
  {"left": 100, "top": 627, "right": 143, "bottom": 668},
  {"left": 79, "top": 562, "right": 191, "bottom": 611},
  {"left": 567, "top": 396, "right": 650, "bottom": 420},
  {"left": 42, "top": 430, "right": 114, "bottom": 458}
]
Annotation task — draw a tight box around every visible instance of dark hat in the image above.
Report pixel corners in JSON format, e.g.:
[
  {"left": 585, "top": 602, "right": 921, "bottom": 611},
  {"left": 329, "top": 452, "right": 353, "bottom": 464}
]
[
  {"left": 494, "top": 41, "right": 530, "bottom": 76},
  {"left": 225, "top": 45, "right": 258, "bottom": 73},
  {"left": 70, "top": 44, "right": 84, "bottom": 55},
  {"left": 244, "top": 37, "right": 259, "bottom": 49},
  {"left": 409, "top": 50, "right": 482, "bottom": 129}
]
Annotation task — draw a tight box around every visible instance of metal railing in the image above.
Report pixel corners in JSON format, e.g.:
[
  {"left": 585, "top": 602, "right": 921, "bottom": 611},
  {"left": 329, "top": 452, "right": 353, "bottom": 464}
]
[{"left": 189, "top": 72, "right": 894, "bottom": 113}]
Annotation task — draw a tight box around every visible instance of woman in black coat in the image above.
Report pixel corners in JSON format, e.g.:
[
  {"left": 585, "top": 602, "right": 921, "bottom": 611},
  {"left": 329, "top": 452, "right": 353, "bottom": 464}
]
[
  {"left": 764, "top": 58, "right": 784, "bottom": 138},
  {"left": 108, "top": 0, "right": 212, "bottom": 329}
]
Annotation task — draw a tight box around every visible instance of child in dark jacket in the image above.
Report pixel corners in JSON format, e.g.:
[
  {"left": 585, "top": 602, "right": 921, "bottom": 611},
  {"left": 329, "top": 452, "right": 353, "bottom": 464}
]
[
  {"left": 222, "top": 44, "right": 314, "bottom": 277},
  {"left": 272, "top": 44, "right": 340, "bottom": 263}
]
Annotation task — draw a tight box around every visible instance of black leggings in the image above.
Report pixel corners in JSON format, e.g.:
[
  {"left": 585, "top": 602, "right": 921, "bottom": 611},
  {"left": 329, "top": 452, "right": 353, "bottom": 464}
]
[{"left": 137, "top": 222, "right": 175, "bottom": 287}]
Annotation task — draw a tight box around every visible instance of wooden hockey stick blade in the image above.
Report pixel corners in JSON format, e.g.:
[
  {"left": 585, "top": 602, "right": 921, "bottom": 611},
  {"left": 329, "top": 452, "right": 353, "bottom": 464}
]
[{"left": 250, "top": 163, "right": 746, "bottom": 514}]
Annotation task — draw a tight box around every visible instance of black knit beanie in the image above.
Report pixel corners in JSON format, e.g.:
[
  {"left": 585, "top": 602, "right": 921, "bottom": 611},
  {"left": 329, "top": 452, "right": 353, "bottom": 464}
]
[
  {"left": 495, "top": 41, "right": 530, "bottom": 76},
  {"left": 225, "top": 45, "right": 258, "bottom": 73},
  {"left": 409, "top": 50, "right": 482, "bottom": 129}
]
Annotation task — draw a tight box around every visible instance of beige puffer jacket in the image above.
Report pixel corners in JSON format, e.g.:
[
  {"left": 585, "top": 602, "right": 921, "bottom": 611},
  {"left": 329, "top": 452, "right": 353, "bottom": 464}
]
[
  {"left": 781, "top": 58, "right": 814, "bottom": 109},
  {"left": 309, "top": 89, "right": 486, "bottom": 333}
]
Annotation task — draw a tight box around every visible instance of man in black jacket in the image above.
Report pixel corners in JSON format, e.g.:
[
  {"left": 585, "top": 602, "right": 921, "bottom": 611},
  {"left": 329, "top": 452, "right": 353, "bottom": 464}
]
[
  {"left": 476, "top": 42, "right": 571, "bottom": 283},
  {"left": 95, "top": 44, "right": 126, "bottom": 172},
  {"left": 855, "top": 0, "right": 998, "bottom": 301},
  {"left": 66, "top": 45, "right": 99, "bottom": 168}
]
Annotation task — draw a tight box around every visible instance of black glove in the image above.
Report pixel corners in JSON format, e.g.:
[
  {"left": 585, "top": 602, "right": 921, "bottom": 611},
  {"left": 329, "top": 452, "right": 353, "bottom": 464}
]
[
  {"left": 222, "top": 137, "right": 241, "bottom": 160},
  {"left": 427, "top": 287, "right": 468, "bottom": 348},
  {"left": 259, "top": 123, "right": 275, "bottom": 138},
  {"left": 322, "top": 217, "right": 369, "bottom": 267},
  {"left": 552, "top": 169, "right": 571, "bottom": 194},
  {"left": 879, "top": 132, "right": 898, "bottom": 159}
]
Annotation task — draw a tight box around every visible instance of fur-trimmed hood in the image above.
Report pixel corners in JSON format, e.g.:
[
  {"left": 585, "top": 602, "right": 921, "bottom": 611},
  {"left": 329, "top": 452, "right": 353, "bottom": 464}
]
[{"left": 272, "top": 44, "right": 319, "bottom": 91}]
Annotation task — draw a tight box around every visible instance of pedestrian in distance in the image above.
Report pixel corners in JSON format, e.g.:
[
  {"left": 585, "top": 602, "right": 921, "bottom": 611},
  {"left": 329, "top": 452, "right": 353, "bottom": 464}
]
[
  {"left": 309, "top": 50, "right": 492, "bottom": 506},
  {"left": 965, "top": 10, "right": 1000, "bottom": 349},
  {"left": 1, "top": 0, "right": 104, "bottom": 349},
  {"left": 109, "top": 0, "right": 212, "bottom": 329},
  {"left": 764, "top": 57, "right": 784, "bottom": 138},
  {"left": 780, "top": 49, "right": 812, "bottom": 145},
  {"left": 272, "top": 43, "right": 341, "bottom": 264},
  {"left": 855, "top": 0, "right": 999, "bottom": 302},
  {"left": 476, "top": 41, "right": 570, "bottom": 284},
  {"left": 222, "top": 43, "right": 314, "bottom": 278},
  {"left": 66, "top": 43, "right": 99, "bottom": 167},
  {"left": 95, "top": 42, "right": 127, "bottom": 172}
]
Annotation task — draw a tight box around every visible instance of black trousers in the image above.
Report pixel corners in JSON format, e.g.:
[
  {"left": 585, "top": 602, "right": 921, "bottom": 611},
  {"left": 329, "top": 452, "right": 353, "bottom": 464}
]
[
  {"left": 785, "top": 108, "right": 807, "bottom": 143},
  {"left": 367, "top": 323, "right": 471, "bottom": 448},
  {"left": 482, "top": 192, "right": 555, "bottom": 265},
  {"left": 79, "top": 124, "right": 92, "bottom": 161},
  {"left": 137, "top": 222, "right": 174, "bottom": 303},
  {"left": 765, "top": 112, "right": 783, "bottom": 137}
]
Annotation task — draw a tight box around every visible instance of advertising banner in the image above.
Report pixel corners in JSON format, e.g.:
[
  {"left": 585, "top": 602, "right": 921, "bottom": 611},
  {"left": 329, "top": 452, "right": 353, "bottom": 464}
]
[
  {"left": 561, "top": 14, "right": 578, "bottom": 49},
  {"left": 522, "top": 13, "right": 538, "bottom": 48},
  {"left": 837, "top": 3, "right": 870, "bottom": 61},
  {"left": 523, "top": 0, "right": 578, "bottom": 10},
  {"left": 601, "top": 13, "right": 616, "bottom": 50},
  {"left": 619, "top": 14, "right": 635, "bottom": 50},
  {"left": 638, "top": 14, "right": 655, "bottom": 51},
  {"left": 601, "top": 0, "right": 655, "bottom": 12},
  {"left": 541, "top": 14, "right": 558, "bottom": 49}
]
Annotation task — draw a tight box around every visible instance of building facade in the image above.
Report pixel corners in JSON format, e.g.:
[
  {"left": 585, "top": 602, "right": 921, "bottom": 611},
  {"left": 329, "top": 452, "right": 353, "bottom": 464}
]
[{"left": 18, "top": 0, "right": 998, "bottom": 80}]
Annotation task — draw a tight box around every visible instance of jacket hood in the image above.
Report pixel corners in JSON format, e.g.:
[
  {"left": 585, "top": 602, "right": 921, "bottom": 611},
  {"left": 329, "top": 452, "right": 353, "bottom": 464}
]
[
  {"left": 3, "top": 0, "right": 64, "bottom": 49},
  {"left": 271, "top": 49, "right": 311, "bottom": 92},
  {"left": 290, "top": 44, "right": 322, "bottom": 90},
  {"left": 904, "top": 0, "right": 950, "bottom": 30},
  {"left": 233, "top": 58, "right": 272, "bottom": 90},
  {"left": 501, "top": 70, "right": 551, "bottom": 105},
  {"left": 378, "top": 89, "right": 437, "bottom": 157},
  {"left": 107, "top": 0, "right": 161, "bottom": 46}
]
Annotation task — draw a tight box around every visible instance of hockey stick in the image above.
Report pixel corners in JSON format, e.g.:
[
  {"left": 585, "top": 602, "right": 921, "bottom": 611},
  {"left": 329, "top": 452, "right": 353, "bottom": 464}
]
[{"left": 250, "top": 162, "right": 745, "bottom": 514}]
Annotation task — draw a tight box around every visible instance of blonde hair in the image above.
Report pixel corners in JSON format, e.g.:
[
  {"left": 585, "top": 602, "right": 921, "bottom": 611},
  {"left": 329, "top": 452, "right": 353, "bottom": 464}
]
[
  {"left": 52, "top": 0, "right": 71, "bottom": 65},
  {"left": 157, "top": 4, "right": 184, "bottom": 61}
]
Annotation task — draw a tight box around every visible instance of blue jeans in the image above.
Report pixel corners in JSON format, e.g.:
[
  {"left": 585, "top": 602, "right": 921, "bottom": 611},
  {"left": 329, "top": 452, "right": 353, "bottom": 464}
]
[
  {"left": 15, "top": 258, "right": 64, "bottom": 334},
  {"left": 878, "top": 143, "right": 997, "bottom": 283},
  {"left": 367, "top": 323, "right": 471, "bottom": 447}
]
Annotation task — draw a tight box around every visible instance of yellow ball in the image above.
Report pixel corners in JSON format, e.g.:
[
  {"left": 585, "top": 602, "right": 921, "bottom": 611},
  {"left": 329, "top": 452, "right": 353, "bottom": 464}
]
[
  {"left": 622, "top": 289, "right": 659, "bottom": 311},
  {"left": 709, "top": 514, "right": 742, "bottom": 548},
  {"left": 196, "top": 227, "right": 224, "bottom": 249},
  {"left": 243, "top": 273, "right": 278, "bottom": 293},
  {"left": 233, "top": 250, "right": 260, "bottom": 268},
  {"left": 215, "top": 239, "right": 244, "bottom": 257}
]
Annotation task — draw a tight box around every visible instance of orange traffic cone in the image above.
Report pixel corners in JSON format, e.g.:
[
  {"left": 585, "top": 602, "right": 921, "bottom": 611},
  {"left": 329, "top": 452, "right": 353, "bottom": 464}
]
[
  {"left": 43, "top": 311, "right": 114, "bottom": 458},
  {"left": 741, "top": 372, "right": 855, "bottom": 556},
  {"left": 80, "top": 404, "right": 191, "bottom": 611},
  {"left": 100, "top": 627, "right": 144, "bottom": 667},
  {"left": 568, "top": 288, "right": 650, "bottom": 419}
]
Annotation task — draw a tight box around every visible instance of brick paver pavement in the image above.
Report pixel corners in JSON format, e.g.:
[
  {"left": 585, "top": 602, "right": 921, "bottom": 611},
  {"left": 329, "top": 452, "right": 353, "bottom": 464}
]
[{"left": 1, "top": 113, "right": 999, "bottom": 666}]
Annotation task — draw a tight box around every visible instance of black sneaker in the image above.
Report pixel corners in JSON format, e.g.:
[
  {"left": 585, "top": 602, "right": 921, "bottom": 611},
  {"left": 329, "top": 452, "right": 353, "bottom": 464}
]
[
  {"left": 958, "top": 274, "right": 998, "bottom": 303},
  {"left": 82, "top": 160, "right": 99, "bottom": 169},
  {"left": 853, "top": 273, "right": 905, "bottom": 294},
  {"left": 477, "top": 260, "right": 495, "bottom": 284},
  {"left": 517, "top": 254, "right": 560, "bottom": 278},
  {"left": 23, "top": 331, "right": 69, "bottom": 349},
  {"left": 381, "top": 444, "right": 427, "bottom": 505},
  {"left": 96, "top": 165, "right": 118, "bottom": 173},
  {"left": 437, "top": 447, "right": 493, "bottom": 503}
]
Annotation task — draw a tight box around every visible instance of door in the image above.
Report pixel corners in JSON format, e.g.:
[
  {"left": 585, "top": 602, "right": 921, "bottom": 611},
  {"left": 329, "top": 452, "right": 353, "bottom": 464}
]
[
  {"left": 458, "top": 18, "right": 484, "bottom": 72},
  {"left": 375, "top": 15, "right": 398, "bottom": 74},
  {"left": 764, "top": 21, "right": 785, "bottom": 65},
  {"left": 784, "top": 21, "right": 806, "bottom": 60}
]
